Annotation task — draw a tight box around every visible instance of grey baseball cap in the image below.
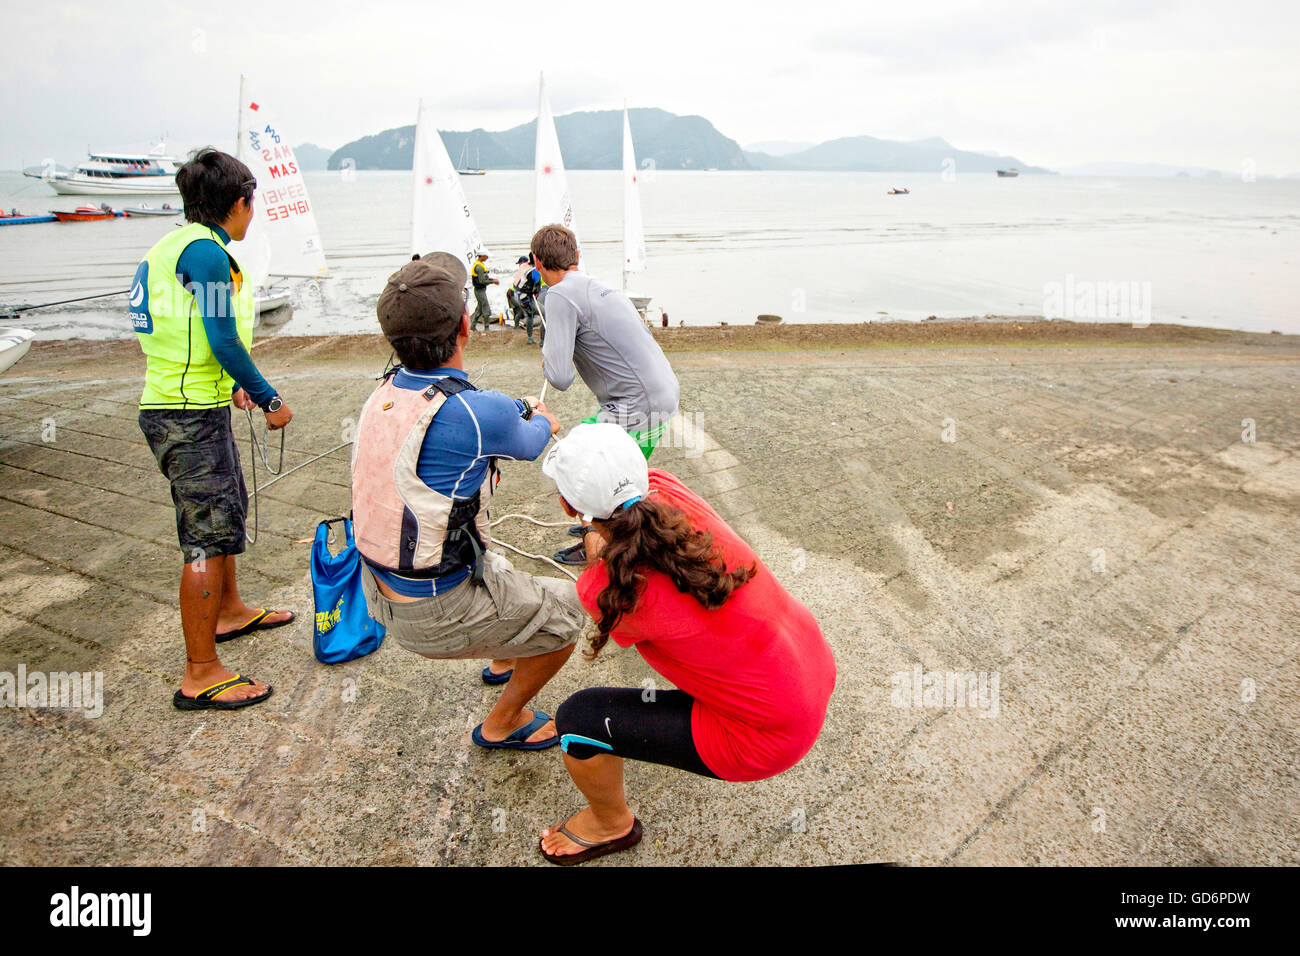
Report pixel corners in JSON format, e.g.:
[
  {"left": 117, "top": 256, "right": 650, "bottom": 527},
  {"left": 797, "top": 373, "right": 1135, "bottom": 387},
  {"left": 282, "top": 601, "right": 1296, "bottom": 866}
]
[{"left": 376, "top": 253, "right": 468, "bottom": 340}]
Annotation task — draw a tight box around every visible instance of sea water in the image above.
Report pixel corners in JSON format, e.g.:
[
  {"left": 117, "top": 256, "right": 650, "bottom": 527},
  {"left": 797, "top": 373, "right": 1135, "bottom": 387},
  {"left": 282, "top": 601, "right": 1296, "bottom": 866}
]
[{"left": 0, "top": 169, "right": 1296, "bottom": 339}]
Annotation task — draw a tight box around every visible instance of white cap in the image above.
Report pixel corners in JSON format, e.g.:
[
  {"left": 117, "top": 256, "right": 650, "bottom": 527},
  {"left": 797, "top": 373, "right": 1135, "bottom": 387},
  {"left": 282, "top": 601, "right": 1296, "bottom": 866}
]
[{"left": 541, "top": 422, "right": 649, "bottom": 521}]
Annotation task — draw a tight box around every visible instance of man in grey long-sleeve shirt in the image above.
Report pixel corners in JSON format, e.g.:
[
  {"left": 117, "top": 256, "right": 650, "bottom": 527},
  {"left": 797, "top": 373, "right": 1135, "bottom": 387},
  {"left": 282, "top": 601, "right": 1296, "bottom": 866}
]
[{"left": 531, "top": 223, "right": 680, "bottom": 563}]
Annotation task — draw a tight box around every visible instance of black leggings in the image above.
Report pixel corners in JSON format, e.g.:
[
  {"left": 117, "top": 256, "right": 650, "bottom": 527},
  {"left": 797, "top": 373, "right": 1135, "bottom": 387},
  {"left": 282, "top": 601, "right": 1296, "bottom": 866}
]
[{"left": 554, "top": 687, "right": 720, "bottom": 779}]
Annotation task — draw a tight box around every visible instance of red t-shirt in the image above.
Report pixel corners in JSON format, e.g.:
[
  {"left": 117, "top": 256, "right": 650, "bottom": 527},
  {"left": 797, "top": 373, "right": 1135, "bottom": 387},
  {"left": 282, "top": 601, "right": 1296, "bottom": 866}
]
[{"left": 577, "top": 470, "right": 836, "bottom": 782}]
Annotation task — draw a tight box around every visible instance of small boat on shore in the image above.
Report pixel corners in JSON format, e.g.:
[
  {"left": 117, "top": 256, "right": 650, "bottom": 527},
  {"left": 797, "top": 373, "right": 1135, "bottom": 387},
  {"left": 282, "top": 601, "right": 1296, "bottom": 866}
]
[
  {"left": 123, "top": 203, "right": 181, "bottom": 217},
  {"left": 888, "top": 187, "right": 910, "bottom": 195},
  {"left": 51, "top": 204, "right": 122, "bottom": 222},
  {"left": 996, "top": 168, "right": 1019, "bottom": 178},
  {"left": 0, "top": 328, "right": 35, "bottom": 375}
]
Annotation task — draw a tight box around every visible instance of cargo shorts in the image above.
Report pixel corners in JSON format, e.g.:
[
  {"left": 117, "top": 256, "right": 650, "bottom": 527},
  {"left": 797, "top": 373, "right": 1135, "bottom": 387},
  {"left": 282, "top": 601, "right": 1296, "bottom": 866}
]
[
  {"left": 359, "top": 550, "right": 586, "bottom": 661},
  {"left": 139, "top": 406, "right": 248, "bottom": 560}
]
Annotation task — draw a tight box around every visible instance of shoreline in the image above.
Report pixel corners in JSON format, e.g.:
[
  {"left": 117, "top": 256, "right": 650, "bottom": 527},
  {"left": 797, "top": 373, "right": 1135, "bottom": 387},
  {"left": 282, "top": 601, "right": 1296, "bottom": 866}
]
[{"left": 13, "top": 319, "right": 1300, "bottom": 371}]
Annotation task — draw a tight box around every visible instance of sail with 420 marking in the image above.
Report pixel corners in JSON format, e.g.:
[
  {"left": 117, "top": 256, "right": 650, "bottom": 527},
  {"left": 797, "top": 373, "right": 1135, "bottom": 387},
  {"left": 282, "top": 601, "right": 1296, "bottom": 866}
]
[
  {"left": 533, "top": 72, "right": 577, "bottom": 246},
  {"left": 229, "top": 75, "right": 328, "bottom": 299},
  {"left": 411, "top": 98, "right": 488, "bottom": 269}
]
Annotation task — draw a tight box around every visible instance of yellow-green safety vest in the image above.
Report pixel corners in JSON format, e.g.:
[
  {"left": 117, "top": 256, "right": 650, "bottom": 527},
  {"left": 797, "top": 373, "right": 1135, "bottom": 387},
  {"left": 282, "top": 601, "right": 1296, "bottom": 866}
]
[{"left": 130, "top": 223, "right": 255, "bottom": 409}]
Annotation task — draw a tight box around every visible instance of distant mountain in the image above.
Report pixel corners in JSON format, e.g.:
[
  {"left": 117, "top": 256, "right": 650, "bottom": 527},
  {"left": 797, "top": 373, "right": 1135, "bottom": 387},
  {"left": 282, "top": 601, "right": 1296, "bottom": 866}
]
[
  {"left": 293, "top": 143, "right": 332, "bottom": 171},
  {"left": 744, "top": 136, "right": 1051, "bottom": 174},
  {"left": 328, "top": 108, "right": 751, "bottom": 171},
  {"left": 1057, "top": 161, "right": 1230, "bottom": 178},
  {"left": 744, "top": 140, "right": 816, "bottom": 156},
  {"left": 328, "top": 111, "right": 1049, "bottom": 175}
]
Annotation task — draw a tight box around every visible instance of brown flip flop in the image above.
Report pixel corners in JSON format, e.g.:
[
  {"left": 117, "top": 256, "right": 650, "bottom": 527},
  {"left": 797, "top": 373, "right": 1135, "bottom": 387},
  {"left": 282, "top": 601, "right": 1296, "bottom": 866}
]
[{"left": 540, "top": 815, "right": 643, "bottom": 866}]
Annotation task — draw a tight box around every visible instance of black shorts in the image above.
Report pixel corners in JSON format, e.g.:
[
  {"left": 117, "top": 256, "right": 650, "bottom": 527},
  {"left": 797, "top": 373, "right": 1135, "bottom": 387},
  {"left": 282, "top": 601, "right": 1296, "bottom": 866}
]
[
  {"left": 555, "top": 686, "right": 720, "bottom": 779},
  {"left": 139, "top": 406, "right": 247, "bottom": 560}
]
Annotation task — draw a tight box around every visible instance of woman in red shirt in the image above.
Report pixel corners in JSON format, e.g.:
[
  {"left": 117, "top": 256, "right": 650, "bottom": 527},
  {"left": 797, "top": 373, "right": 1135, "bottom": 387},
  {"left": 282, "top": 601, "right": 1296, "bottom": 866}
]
[{"left": 538, "top": 423, "right": 837, "bottom": 865}]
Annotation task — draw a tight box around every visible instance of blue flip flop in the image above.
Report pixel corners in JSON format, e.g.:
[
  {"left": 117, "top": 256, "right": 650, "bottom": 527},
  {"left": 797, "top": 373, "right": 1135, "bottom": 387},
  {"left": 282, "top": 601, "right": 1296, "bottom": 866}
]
[
  {"left": 472, "top": 710, "right": 559, "bottom": 751},
  {"left": 481, "top": 666, "right": 514, "bottom": 686}
]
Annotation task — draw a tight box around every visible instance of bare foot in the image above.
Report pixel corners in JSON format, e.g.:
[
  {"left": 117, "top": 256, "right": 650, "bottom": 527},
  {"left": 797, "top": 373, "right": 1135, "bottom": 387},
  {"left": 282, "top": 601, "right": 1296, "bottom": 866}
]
[
  {"left": 540, "top": 806, "right": 636, "bottom": 858},
  {"left": 478, "top": 708, "right": 556, "bottom": 744}
]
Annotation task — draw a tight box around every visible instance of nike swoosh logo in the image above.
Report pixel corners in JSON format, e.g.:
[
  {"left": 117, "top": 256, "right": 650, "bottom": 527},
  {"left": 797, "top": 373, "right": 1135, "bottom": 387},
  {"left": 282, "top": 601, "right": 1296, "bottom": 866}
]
[{"left": 604, "top": 717, "right": 612, "bottom": 737}]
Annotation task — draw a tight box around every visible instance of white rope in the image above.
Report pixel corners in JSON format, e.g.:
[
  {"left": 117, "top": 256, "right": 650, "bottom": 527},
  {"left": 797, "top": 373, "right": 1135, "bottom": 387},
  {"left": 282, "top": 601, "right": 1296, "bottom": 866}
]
[
  {"left": 490, "top": 511, "right": 580, "bottom": 580},
  {"left": 489, "top": 512, "right": 570, "bottom": 528},
  {"left": 492, "top": 539, "right": 578, "bottom": 581}
]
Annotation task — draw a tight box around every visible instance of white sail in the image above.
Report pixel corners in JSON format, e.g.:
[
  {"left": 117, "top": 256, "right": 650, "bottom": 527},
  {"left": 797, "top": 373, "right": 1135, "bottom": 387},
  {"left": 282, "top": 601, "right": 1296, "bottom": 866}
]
[
  {"left": 229, "top": 75, "right": 328, "bottom": 283},
  {"left": 412, "top": 99, "right": 487, "bottom": 269},
  {"left": 622, "top": 104, "right": 646, "bottom": 289},
  {"left": 533, "top": 72, "right": 577, "bottom": 240}
]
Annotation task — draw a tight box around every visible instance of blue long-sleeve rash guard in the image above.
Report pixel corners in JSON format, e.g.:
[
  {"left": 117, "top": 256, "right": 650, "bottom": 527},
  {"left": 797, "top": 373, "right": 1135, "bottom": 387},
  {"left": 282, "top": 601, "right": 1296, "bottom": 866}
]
[
  {"left": 175, "top": 224, "right": 276, "bottom": 407},
  {"left": 365, "top": 366, "right": 554, "bottom": 597}
]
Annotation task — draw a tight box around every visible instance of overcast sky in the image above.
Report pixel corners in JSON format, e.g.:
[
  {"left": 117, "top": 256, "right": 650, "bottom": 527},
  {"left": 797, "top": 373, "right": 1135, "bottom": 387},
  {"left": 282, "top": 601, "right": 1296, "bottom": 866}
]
[{"left": 3, "top": 0, "right": 1297, "bottom": 174}]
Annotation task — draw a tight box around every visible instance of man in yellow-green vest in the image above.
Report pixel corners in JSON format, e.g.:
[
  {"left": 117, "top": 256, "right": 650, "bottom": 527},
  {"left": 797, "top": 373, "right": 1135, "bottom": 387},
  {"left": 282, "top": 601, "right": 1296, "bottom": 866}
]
[{"left": 132, "top": 147, "right": 295, "bottom": 712}]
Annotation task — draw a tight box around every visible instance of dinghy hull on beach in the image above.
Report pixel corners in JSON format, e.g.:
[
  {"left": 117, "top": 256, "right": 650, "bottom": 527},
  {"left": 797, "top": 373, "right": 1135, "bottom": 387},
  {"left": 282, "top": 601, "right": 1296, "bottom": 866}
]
[{"left": 0, "top": 328, "right": 35, "bottom": 374}]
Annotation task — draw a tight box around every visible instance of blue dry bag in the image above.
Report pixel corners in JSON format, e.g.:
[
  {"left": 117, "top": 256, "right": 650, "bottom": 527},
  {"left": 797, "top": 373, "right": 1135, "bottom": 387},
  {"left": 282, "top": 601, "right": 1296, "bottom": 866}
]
[{"left": 310, "top": 517, "right": 385, "bottom": 664}]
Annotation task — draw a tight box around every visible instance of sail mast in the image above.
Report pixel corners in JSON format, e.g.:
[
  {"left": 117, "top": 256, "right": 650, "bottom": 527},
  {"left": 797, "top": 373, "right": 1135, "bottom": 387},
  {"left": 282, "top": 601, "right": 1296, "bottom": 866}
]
[{"left": 622, "top": 101, "right": 646, "bottom": 293}]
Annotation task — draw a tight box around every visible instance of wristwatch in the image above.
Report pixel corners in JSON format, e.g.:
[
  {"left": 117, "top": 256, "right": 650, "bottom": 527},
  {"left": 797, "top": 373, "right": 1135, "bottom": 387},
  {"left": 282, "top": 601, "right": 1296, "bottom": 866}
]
[
  {"left": 261, "top": 394, "right": 283, "bottom": 413},
  {"left": 580, "top": 524, "right": 598, "bottom": 538}
]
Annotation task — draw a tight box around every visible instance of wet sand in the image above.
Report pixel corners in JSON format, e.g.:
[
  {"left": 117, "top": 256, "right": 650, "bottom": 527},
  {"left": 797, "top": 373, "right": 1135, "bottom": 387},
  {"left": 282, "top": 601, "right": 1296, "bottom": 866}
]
[{"left": 2, "top": 320, "right": 1298, "bottom": 865}]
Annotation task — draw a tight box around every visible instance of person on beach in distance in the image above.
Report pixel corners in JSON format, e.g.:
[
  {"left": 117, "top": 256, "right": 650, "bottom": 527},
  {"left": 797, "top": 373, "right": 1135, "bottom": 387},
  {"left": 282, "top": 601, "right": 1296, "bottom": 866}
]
[
  {"left": 349, "top": 253, "right": 586, "bottom": 749},
  {"left": 469, "top": 251, "right": 498, "bottom": 331},
  {"left": 537, "top": 423, "right": 837, "bottom": 864},
  {"left": 507, "top": 254, "right": 542, "bottom": 345},
  {"left": 531, "top": 223, "right": 680, "bottom": 566},
  {"left": 131, "top": 147, "right": 295, "bottom": 711}
]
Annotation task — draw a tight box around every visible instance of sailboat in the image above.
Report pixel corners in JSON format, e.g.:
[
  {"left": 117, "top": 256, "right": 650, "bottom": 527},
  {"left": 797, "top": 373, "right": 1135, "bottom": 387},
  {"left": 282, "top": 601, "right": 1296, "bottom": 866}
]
[
  {"left": 533, "top": 72, "right": 577, "bottom": 242},
  {"left": 621, "top": 104, "right": 649, "bottom": 317},
  {"left": 412, "top": 99, "right": 489, "bottom": 268},
  {"left": 411, "top": 98, "right": 507, "bottom": 322},
  {"left": 456, "top": 140, "right": 486, "bottom": 176},
  {"left": 229, "top": 75, "right": 329, "bottom": 320}
]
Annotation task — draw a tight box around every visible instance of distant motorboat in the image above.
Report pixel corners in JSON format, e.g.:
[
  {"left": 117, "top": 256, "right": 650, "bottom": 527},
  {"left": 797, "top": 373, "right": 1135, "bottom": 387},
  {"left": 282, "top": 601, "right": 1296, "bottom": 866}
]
[
  {"left": 996, "top": 168, "right": 1020, "bottom": 178},
  {"left": 27, "top": 142, "right": 180, "bottom": 195},
  {"left": 51, "top": 204, "right": 122, "bottom": 222},
  {"left": 123, "top": 202, "right": 181, "bottom": 217},
  {"left": 888, "top": 187, "right": 910, "bottom": 195},
  {"left": 0, "top": 328, "right": 35, "bottom": 375}
]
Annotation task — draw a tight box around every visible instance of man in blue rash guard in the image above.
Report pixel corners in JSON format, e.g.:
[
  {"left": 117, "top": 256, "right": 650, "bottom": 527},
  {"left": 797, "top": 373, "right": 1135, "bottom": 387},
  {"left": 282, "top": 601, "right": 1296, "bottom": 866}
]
[{"left": 350, "top": 254, "right": 586, "bottom": 750}]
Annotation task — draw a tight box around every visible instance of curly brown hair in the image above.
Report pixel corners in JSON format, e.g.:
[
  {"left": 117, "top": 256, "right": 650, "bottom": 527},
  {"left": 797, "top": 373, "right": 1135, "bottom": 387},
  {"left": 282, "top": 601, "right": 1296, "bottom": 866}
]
[{"left": 589, "top": 497, "right": 756, "bottom": 658}]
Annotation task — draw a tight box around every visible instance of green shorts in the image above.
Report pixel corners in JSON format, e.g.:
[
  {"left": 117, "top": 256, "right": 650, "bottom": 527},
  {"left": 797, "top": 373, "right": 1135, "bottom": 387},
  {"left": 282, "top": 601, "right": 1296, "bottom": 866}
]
[{"left": 582, "top": 414, "right": 666, "bottom": 461}]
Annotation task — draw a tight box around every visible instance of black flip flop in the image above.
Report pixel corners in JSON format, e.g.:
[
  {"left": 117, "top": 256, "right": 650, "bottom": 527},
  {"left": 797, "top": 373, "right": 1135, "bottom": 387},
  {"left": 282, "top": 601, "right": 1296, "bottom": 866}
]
[
  {"left": 552, "top": 543, "right": 587, "bottom": 566},
  {"left": 540, "top": 816, "right": 643, "bottom": 866},
  {"left": 481, "top": 665, "right": 514, "bottom": 686},
  {"left": 215, "top": 609, "right": 295, "bottom": 643},
  {"left": 173, "top": 675, "right": 273, "bottom": 711}
]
